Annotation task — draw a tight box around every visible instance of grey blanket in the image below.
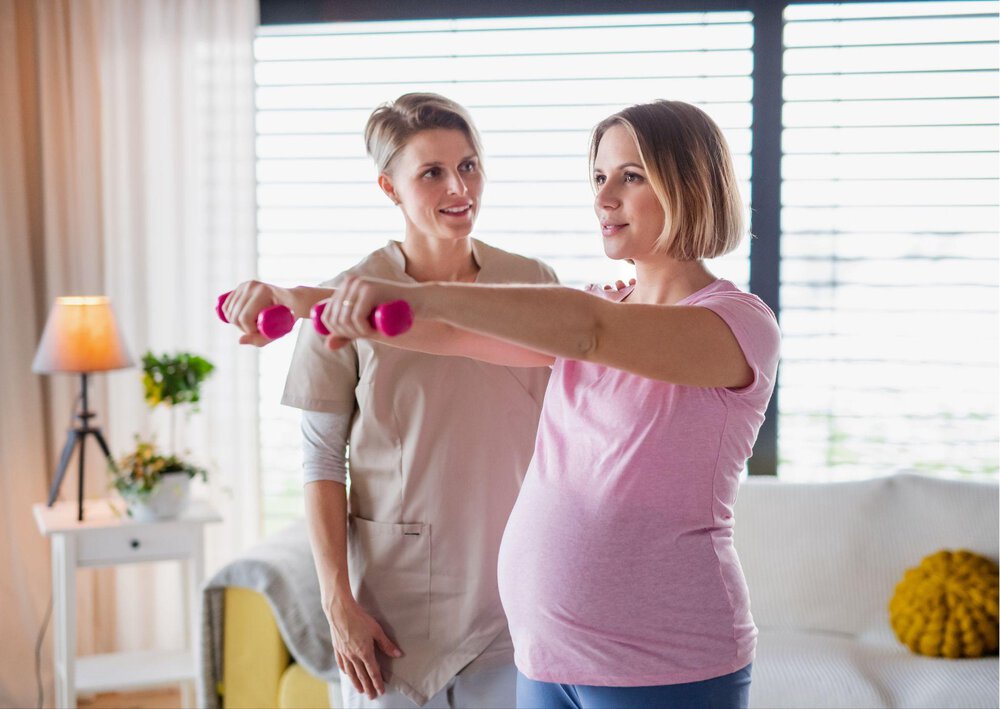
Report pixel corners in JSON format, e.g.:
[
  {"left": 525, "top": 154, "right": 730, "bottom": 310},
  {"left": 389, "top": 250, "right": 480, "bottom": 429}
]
[{"left": 198, "top": 520, "right": 337, "bottom": 708}]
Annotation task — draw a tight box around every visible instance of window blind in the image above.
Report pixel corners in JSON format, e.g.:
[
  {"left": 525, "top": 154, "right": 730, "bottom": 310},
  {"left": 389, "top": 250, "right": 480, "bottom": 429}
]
[
  {"left": 779, "top": 1, "right": 999, "bottom": 480},
  {"left": 254, "top": 12, "right": 755, "bottom": 533}
]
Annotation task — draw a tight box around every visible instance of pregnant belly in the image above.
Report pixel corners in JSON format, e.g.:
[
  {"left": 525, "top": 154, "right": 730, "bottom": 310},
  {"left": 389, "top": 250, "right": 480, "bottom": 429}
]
[{"left": 500, "top": 485, "right": 735, "bottom": 644}]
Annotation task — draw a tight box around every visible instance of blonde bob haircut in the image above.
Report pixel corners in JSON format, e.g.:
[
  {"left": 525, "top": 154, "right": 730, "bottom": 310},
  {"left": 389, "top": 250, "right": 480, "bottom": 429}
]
[
  {"left": 364, "top": 93, "right": 486, "bottom": 175},
  {"left": 589, "top": 100, "right": 745, "bottom": 260}
]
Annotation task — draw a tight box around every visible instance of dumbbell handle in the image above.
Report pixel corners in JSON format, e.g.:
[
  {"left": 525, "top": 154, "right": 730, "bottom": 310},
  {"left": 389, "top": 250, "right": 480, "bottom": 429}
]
[{"left": 217, "top": 292, "right": 413, "bottom": 339}]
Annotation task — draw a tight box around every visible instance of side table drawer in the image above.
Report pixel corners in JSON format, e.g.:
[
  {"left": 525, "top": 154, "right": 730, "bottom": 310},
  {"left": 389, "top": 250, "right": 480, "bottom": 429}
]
[{"left": 77, "top": 525, "right": 197, "bottom": 567}]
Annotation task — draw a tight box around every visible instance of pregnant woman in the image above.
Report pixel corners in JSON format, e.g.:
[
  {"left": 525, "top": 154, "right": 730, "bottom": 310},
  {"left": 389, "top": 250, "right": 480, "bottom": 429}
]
[{"left": 313, "top": 100, "right": 780, "bottom": 709}]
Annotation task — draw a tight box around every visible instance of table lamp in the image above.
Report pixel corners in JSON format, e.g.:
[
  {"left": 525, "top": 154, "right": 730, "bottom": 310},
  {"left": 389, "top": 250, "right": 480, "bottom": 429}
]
[{"left": 32, "top": 296, "right": 134, "bottom": 521}]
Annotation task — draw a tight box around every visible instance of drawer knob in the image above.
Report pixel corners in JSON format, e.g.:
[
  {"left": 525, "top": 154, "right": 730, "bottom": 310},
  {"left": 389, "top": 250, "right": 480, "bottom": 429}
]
[{"left": 130, "top": 539, "right": 140, "bottom": 549}]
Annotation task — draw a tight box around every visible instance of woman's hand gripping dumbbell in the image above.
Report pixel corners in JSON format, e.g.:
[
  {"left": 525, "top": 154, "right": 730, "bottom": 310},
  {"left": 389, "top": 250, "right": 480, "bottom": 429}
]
[
  {"left": 217, "top": 287, "right": 413, "bottom": 342},
  {"left": 310, "top": 299, "right": 413, "bottom": 338},
  {"left": 216, "top": 291, "right": 296, "bottom": 339}
]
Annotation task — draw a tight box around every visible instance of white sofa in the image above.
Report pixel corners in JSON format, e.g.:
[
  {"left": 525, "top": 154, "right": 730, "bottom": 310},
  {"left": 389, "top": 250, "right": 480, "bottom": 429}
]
[{"left": 735, "top": 473, "right": 999, "bottom": 709}]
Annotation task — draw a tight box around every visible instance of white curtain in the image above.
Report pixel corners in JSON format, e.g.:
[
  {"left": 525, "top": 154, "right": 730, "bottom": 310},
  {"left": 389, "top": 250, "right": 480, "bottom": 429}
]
[
  {"left": 0, "top": 0, "right": 259, "bottom": 705},
  {"left": 98, "top": 0, "right": 261, "bottom": 655}
]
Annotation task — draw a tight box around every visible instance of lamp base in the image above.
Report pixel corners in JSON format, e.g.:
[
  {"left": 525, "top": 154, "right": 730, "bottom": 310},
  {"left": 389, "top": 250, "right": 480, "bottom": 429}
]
[{"left": 46, "top": 372, "right": 117, "bottom": 522}]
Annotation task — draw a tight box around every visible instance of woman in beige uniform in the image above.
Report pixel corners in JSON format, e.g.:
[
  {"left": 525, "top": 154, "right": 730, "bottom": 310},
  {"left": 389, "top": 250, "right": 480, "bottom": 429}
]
[{"left": 223, "top": 93, "right": 556, "bottom": 708}]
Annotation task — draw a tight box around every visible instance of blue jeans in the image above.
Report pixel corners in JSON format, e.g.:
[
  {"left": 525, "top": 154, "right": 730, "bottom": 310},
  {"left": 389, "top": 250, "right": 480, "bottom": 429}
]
[{"left": 516, "top": 664, "right": 752, "bottom": 709}]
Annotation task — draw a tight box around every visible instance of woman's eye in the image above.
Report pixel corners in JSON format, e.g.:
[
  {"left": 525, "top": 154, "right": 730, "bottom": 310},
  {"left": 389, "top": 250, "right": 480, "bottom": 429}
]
[
  {"left": 594, "top": 174, "right": 606, "bottom": 186},
  {"left": 624, "top": 172, "right": 643, "bottom": 183},
  {"left": 460, "top": 160, "right": 478, "bottom": 173},
  {"left": 422, "top": 167, "right": 441, "bottom": 179}
]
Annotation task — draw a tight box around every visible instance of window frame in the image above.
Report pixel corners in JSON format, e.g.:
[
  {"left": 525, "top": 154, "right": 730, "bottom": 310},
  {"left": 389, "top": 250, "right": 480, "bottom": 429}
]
[{"left": 256, "top": 0, "right": 989, "bottom": 476}]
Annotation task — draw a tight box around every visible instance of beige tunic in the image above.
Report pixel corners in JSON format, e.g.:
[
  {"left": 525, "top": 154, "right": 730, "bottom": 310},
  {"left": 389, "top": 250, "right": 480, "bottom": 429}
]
[{"left": 281, "top": 239, "right": 556, "bottom": 705}]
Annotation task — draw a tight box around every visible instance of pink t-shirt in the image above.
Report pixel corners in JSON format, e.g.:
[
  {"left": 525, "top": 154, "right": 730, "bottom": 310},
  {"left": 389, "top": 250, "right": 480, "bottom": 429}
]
[{"left": 497, "top": 279, "right": 780, "bottom": 686}]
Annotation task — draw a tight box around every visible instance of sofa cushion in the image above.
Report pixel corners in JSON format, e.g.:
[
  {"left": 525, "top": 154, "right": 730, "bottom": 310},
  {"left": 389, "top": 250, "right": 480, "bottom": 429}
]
[
  {"left": 278, "top": 662, "right": 331, "bottom": 709},
  {"left": 751, "top": 628, "right": 1000, "bottom": 709},
  {"left": 734, "top": 473, "right": 999, "bottom": 637}
]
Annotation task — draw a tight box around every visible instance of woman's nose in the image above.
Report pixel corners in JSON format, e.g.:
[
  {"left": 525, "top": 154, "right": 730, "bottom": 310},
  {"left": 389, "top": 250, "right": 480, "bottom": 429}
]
[
  {"left": 595, "top": 183, "right": 620, "bottom": 210},
  {"left": 446, "top": 171, "right": 468, "bottom": 195}
]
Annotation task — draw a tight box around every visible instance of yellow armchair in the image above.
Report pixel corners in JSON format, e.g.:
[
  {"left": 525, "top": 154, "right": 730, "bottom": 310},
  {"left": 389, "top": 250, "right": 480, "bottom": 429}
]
[{"left": 221, "top": 587, "right": 331, "bottom": 709}]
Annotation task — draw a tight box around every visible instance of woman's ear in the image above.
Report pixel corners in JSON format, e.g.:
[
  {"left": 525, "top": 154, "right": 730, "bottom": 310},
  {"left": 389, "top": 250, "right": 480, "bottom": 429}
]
[{"left": 377, "top": 174, "right": 400, "bottom": 205}]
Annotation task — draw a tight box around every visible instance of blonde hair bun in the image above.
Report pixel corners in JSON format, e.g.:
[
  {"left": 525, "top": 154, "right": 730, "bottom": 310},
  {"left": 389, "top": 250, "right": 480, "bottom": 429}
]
[{"left": 364, "top": 93, "right": 485, "bottom": 175}]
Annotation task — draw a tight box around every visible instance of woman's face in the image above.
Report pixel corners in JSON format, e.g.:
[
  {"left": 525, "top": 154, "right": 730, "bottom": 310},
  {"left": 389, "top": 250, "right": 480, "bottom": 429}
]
[
  {"left": 592, "top": 124, "right": 666, "bottom": 262},
  {"left": 379, "top": 128, "right": 483, "bottom": 243}
]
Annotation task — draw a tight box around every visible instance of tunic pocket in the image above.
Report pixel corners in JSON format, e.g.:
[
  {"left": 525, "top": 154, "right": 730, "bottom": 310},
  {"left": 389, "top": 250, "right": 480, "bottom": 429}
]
[{"left": 348, "top": 516, "right": 431, "bottom": 640}]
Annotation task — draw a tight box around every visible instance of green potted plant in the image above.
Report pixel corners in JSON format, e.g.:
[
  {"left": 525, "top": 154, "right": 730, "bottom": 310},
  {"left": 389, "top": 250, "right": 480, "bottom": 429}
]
[
  {"left": 112, "top": 438, "right": 208, "bottom": 520},
  {"left": 111, "top": 351, "right": 214, "bottom": 519}
]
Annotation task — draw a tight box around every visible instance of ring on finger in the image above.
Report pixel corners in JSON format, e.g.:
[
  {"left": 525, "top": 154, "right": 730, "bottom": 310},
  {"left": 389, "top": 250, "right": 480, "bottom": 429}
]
[{"left": 340, "top": 299, "right": 354, "bottom": 309}]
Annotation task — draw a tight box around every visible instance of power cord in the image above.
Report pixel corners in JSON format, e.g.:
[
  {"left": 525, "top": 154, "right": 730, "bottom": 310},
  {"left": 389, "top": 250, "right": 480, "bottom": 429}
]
[
  {"left": 35, "top": 592, "right": 53, "bottom": 709},
  {"left": 34, "top": 392, "right": 78, "bottom": 707}
]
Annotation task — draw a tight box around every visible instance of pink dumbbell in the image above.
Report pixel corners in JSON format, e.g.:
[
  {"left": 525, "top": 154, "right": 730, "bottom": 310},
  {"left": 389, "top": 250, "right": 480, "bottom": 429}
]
[
  {"left": 216, "top": 292, "right": 295, "bottom": 339},
  {"left": 311, "top": 299, "right": 413, "bottom": 337},
  {"left": 217, "top": 292, "right": 413, "bottom": 339}
]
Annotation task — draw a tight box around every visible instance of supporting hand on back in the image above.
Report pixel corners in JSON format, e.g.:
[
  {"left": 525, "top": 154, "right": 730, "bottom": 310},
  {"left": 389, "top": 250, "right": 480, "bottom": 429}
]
[{"left": 602, "top": 277, "right": 637, "bottom": 292}]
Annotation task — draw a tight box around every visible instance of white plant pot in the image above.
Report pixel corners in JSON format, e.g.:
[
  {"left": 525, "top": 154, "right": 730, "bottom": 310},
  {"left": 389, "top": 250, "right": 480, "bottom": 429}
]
[{"left": 127, "top": 473, "right": 192, "bottom": 521}]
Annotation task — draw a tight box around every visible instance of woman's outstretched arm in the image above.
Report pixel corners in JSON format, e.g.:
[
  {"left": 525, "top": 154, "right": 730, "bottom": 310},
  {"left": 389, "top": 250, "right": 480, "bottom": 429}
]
[
  {"left": 324, "top": 277, "right": 756, "bottom": 388},
  {"left": 221, "top": 279, "right": 554, "bottom": 367}
]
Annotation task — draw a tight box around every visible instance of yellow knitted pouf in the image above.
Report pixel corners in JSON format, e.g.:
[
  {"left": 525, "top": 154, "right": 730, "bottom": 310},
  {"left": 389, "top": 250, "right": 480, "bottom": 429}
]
[{"left": 889, "top": 549, "right": 999, "bottom": 658}]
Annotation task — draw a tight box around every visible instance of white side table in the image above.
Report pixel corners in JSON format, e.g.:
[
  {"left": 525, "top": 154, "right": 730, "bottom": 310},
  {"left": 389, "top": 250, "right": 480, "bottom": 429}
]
[{"left": 34, "top": 498, "right": 221, "bottom": 709}]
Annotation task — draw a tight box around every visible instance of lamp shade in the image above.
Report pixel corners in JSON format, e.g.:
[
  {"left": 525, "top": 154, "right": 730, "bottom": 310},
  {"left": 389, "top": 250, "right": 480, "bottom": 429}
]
[{"left": 32, "top": 296, "right": 134, "bottom": 373}]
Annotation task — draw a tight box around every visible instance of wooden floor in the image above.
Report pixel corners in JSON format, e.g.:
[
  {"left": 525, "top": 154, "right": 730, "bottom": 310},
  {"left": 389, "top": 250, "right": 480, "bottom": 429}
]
[{"left": 78, "top": 687, "right": 182, "bottom": 709}]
